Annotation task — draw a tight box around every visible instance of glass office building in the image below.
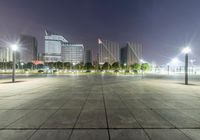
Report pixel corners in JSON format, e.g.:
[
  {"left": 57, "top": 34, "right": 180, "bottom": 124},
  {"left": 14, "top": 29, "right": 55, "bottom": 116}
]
[
  {"left": 0, "top": 47, "right": 13, "bottom": 62},
  {"left": 120, "top": 42, "right": 142, "bottom": 65},
  {"left": 61, "top": 43, "right": 84, "bottom": 64},
  {"left": 44, "top": 30, "right": 68, "bottom": 62},
  {"left": 98, "top": 39, "right": 120, "bottom": 65},
  {"left": 84, "top": 49, "right": 92, "bottom": 64},
  {"left": 20, "top": 34, "right": 38, "bottom": 63}
]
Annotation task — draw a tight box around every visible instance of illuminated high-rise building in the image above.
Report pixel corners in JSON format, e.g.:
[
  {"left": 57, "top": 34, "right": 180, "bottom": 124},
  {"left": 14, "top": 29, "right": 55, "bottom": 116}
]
[
  {"left": 120, "top": 42, "right": 142, "bottom": 65},
  {"left": 19, "top": 34, "right": 38, "bottom": 63},
  {"left": 0, "top": 47, "right": 13, "bottom": 62},
  {"left": 84, "top": 49, "right": 92, "bottom": 64},
  {"left": 44, "top": 30, "right": 68, "bottom": 62},
  {"left": 98, "top": 39, "right": 120, "bottom": 65},
  {"left": 61, "top": 43, "right": 84, "bottom": 64}
]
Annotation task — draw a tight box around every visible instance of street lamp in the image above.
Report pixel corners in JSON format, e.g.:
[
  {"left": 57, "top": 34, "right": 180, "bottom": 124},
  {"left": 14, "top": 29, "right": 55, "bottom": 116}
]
[
  {"left": 171, "top": 57, "right": 180, "bottom": 73},
  {"left": 73, "top": 62, "right": 75, "bottom": 72},
  {"left": 124, "top": 63, "right": 127, "bottom": 70},
  {"left": 182, "top": 46, "right": 191, "bottom": 85},
  {"left": 21, "top": 62, "right": 24, "bottom": 72},
  {"left": 166, "top": 63, "right": 170, "bottom": 75},
  {"left": 11, "top": 44, "right": 18, "bottom": 83}
]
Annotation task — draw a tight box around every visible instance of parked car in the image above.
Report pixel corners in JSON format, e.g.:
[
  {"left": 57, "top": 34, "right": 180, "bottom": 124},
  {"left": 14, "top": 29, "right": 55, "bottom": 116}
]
[
  {"left": 38, "top": 69, "right": 44, "bottom": 73},
  {"left": 114, "top": 70, "right": 119, "bottom": 73},
  {"left": 125, "top": 70, "right": 129, "bottom": 73},
  {"left": 86, "top": 70, "right": 91, "bottom": 73}
]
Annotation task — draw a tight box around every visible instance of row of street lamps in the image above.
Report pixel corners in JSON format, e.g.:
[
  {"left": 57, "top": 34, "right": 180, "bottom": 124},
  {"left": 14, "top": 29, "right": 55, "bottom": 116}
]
[{"left": 8, "top": 44, "right": 192, "bottom": 85}]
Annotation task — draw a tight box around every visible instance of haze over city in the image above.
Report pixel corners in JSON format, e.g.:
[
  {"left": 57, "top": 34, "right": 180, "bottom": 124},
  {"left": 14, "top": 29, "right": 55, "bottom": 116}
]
[{"left": 1, "top": 0, "right": 200, "bottom": 64}]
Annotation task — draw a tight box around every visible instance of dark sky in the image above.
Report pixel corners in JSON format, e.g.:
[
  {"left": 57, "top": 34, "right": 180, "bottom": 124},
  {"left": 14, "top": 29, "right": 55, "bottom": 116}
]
[{"left": 0, "top": 0, "right": 200, "bottom": 65}]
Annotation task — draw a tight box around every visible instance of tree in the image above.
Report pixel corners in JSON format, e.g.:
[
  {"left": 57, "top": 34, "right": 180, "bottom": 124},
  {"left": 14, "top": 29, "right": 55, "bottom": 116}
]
[
  {"left": 84, "top": 62, "right": 94, "bottom": 70},
  {"left": 47, "top": 62, "right": 54, "bottom": 69},
  {"left": 141, "top": 63, "right": 150, "bottom": 71},
  {"left": 131, "top": 63, "right": 141, "bottom": 72},
  {"left": 56, "top": 61, "right": 63, "bottom": 69},
  {"left": 111, "top": 62, "right": 120, "bottom": 70},
  {"left": 26, "top": 62, "right": 33, "bottom": 69},
  {"left": 79, "top": 62, "right": 84, "bottom": 70},
  {"left": 102, "top": 62, "right": 110, "bottom": 70},
  {"left": 64, "top": 62, "right": 72, "bottom": 70}
]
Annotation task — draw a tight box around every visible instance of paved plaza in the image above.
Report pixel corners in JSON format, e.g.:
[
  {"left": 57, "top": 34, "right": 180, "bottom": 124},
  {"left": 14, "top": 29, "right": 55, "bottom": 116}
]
[{"left": 0, "top": 74, "right": 200, "bottom": 140}]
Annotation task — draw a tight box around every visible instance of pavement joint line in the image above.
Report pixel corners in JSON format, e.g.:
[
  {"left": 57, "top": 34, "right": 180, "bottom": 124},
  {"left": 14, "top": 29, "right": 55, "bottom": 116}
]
[
  {"left": 153, "top": 108, "right": 200, "bottom": 140},
  {"left": 3, "top": 109, "right": 35, "bottom": 129},
  {"left": 112, "top": 85, "right": 144, "bottom": 129},
  {"left": 177, "top": 129, "right": 193, "bottom": 140},
  {"left": 67, "top": 82, "right": 93, "bottom": 140},
  {"left": 2, "top": 128, "right": 200, "bottom": 130},
  {"left": 153, "top": 108, "right": 200, "bottom": 128},
  {"left": 139, "top": 97, "right": 200, "bottom": 140},
  {"left": 138, "top": 100, "right": 177, "bottom": 129},
  {"left": 26, "top": 98, "right": 70, "bottom": 140},
  {"left": 1, "top": 75, "right": 200, "bottom": 139},
  {"left": 101, "top": 76, "right": 111, "bottom": 140},
  {"left": 115, "top": 84, "right": 167, "bottom": 140},
  {"left": 179, "top": 129, "right": 197, "bottom": 140},
  {"left": 0, "top": 84, "right": 52, "bottom": 98}
]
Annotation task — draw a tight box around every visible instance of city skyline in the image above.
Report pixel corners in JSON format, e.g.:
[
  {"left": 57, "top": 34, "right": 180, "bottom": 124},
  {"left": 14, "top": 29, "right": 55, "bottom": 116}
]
[{"left": 0, "top": 0, "right": 200, "bottom": 65}]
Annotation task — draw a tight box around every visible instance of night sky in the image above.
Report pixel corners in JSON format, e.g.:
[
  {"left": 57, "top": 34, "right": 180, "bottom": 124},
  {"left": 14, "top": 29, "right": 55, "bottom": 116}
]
[{"left": 0, "top": 0, "right": 200, "bottom": 65}]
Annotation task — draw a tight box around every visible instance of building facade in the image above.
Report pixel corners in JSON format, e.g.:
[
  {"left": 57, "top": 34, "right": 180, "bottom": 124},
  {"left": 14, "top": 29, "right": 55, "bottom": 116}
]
[
  {"left": 44, "top": 30, "right": 68, "bottom": 62},
  {"left": 61, "top": 43, "right": 84, "bottom": 64},
  {"left": 0, "top": 47, "right": 13, "bottom": 62},
  {"left": 84, "top": 49, "right": 92, "bottom": 64},
  {"left": 20, "top": 35, "right": 38, "bottom": 63},
  {"left": 98, "top": 39, "right": 120, "bottom": 65},
  {"left": 120, "top": 42, "right": 142, "bottom": 65}
]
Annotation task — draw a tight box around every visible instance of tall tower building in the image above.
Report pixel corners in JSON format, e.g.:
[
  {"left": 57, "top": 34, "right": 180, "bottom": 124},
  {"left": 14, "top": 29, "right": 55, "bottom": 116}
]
[
  {"left": 0, "top": 47, "right": 13, "bottom": 62},
  {"left": 98, "top": 39, "right": 120, "bottom": 65},
  {"left": 84, "top": 49, "right": 92, "bottom": 64},
  {"left": 20, "top": 34, "right": 38, "bottom": 63},
  {"left": 120, "top": 42, "right": 142, "bottom": 65}
]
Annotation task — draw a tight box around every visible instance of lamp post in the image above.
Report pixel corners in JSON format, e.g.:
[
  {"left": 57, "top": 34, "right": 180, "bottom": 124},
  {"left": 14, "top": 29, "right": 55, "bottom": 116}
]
[
  {"left": 167, "top": 64, "right": 170, "bottom": 75},
  {"left": 21, "top": 62, "right": 24, "bottom": 73},
  {"left": 182, "top": 47, "right": 191, "bottom": 85},
  {"left": 73, "top": 62, "right": 75, "bottom": 72},
  {"left": 124, "top": 63, "right": 127, "bottom": 70},
  {"left": 171, "top": 57, "right": 179, "bottom": 74},
  {"left": 190, "top": 59, "right": 195, "bottom": 74},
  {"left": 11, "top": 44, "right": 18, "bottom": 83}
]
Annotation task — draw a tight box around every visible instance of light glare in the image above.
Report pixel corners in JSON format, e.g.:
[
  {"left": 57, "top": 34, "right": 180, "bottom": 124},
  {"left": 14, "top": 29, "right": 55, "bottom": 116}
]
[
  {"left": 11, "top": 44, "right": 18, "bottom": 51},
  {"left": 182, "top": 47, "right": 191, "bottom": 54},
  {"left": 171, "top": 57, "right": 179, "bottom": 65}
]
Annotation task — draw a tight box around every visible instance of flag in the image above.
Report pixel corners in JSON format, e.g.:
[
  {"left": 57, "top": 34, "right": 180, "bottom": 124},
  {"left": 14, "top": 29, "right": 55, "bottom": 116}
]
[{"left": 98, "top": 38, "right": 103, "bottom": 44}]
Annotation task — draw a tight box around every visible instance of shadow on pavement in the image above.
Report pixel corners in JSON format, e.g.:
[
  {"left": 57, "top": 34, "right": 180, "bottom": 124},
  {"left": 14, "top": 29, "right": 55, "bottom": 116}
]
[
  {"left": 0, "top": 81, "right": 25, "bottom": 84},
  {"left": 177, "top": 83, "right": 199, "bottom": 86}
]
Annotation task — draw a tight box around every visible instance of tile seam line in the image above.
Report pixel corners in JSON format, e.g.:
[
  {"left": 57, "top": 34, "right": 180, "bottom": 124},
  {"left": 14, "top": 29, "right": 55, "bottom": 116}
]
[
  {"left": 101, "top": 76, "right": 111, "bottom": 140},
  {"left": 26, "top": 97, "right": 71, "bottom": 140},
  {"left": 67, "top": 82, "right": 93, "bottom": 140}
]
